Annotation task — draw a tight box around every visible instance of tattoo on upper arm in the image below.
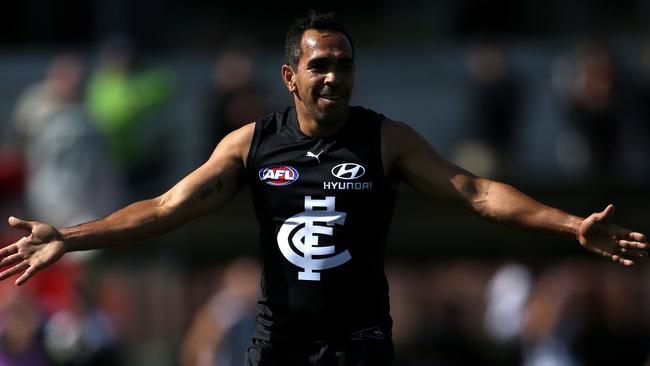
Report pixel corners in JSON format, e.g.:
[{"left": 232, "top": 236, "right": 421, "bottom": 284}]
[{"left": 199, "top": 177, "right": 223, "bottom": 200}]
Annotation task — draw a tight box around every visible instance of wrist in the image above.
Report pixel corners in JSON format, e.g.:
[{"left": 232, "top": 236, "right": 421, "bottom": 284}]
[
  {"left": 568, "top": 215, "right": 584, "bottom": 242},
  {"left": 58, "top": 226, "right": 79, "bottom": 253}
]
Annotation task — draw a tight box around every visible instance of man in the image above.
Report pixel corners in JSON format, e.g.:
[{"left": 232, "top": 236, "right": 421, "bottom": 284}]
[{"left": 1, "top": 11, "right": 647, "bottom": 366}]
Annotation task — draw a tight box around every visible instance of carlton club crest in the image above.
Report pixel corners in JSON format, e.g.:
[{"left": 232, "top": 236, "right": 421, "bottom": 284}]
[{"left": 276, "top": 196, "right": 351, "bottom": 281}]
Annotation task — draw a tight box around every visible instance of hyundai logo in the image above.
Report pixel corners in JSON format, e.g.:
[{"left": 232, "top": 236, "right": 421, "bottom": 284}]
[{"left": 331, "top": 163, "right": 366, "bottom": 180}]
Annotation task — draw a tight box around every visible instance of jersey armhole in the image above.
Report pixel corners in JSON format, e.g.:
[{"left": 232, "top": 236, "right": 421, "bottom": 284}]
[
  {"left": 245, "top": 120, "right": 263, "bottom": 171},
  {"left": 377, "top": 115, "right": 389, "bottom": 180}
]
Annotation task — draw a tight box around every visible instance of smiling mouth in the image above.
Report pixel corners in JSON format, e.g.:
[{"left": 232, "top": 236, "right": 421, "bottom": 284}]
[{"left": 319, "top": 94, "right": 343, "bottom": 101}]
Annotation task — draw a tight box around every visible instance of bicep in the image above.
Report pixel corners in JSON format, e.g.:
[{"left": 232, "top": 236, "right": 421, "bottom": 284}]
[
  {"left": 157, "top": 124, "right": 253, "bottom": 223},
  {"left": 384, "top": 120, "right": 485, "bottom": 209}
]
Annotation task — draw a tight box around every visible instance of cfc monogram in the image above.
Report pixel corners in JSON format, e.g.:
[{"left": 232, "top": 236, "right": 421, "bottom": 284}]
[{"left": 276, "top": 196, "right": 351, "bottom": 281}]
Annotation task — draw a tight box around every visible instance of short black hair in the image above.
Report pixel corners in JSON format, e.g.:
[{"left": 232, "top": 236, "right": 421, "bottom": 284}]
[{"left": 285, "top": 10, "right": 354, "bottom": 69}]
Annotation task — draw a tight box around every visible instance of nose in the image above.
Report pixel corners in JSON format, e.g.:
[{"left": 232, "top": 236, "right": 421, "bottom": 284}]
[{"left": 324, "top": 71, "right": 338, "bottom": 85}]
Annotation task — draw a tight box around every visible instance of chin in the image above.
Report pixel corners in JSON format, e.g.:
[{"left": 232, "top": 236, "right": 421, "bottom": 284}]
[
  {"left": 321, "top": 98, "right": 349, "bottom": 111},
  {"left": 317, "top": 104, "right": 348, "bottom": 122}
]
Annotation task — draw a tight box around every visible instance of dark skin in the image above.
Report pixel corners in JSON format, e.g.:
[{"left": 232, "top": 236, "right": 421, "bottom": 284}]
[{"left": 1, "top": 29, "right": 647, "bottom": 286}]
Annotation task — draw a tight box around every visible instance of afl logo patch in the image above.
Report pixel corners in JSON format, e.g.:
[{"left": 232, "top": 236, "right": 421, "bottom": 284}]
[
  {"left": 259, "top": 165, "right": 299, "bottom": 186},
  {"left": 331, "top": 163, "right": 366, "bottom": 180}
]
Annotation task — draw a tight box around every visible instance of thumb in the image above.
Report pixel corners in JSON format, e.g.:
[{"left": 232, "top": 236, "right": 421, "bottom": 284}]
[
  {"left": 8, "top": 216, "right": 33, "bottom": 232},
  {"left": 594, "top": 204, "right": 615, "bottom": 222}
]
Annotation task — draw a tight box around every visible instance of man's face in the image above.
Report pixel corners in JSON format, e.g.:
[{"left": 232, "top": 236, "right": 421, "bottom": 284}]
[{"left": 286, "top": 29, "right": 355, "bottom": 123}]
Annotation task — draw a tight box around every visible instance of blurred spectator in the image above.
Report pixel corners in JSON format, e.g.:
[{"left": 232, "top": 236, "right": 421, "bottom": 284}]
[
  {"left": 87, "top": 36, "right": 175, "bottom": 194},
  {"left": 0, "top": 146, "right": 26, "bottom": 243},
  {"left": 388, "top": 260, "right": 493, "bottom": 366},
  {"left": 484, "top": 263, "right": 532, "bottom": 342},
  {"left": 637, "top": 41, "right": 650, "bottom": 129},
  {"left": 522, "top": 260, "right": 650, "bottom": 366},
  {"left": 456, "top": 42, "right": 522, "bottom": 179},
  {"left": 42, "top": 297, "right": 120, "bottom": 366},
  {"left": 387, "top": 259, "right": 650, "bottom": 366},
  {"left": 571, "top": 265, "right": 650, "bottom": 366},
  {"left": 0, "top": 286, "right": 49, "bottom": 366},
  {"left": 181, "top": 258, "right": 260, "bottom": 366},
  {"left": 9, "top": 53, "right": 124, "bottom": 228},
  {"left": 553, "top": 39, "right": 623, "bottom": 180},
  {"left": 632, "top": 40, "right": 650, "bottom": 178},
  {"left": 4, "top": 54, "right": 124, "bottom": 364},
  {"left": 483, "top": 262, "right": 531, "bottom": 365},
  {"left": 10, "top": 54, "right": 82, "bottom": 152},
  {"left": 0, "top": 263, "right": 120, "bottom": 366},
  {"left": 0, "top": 149, "right": 31, "bottom": 365},
  {"left": 521, "top": 261, "right": 586, "bottom": 366},
  {"left": 0, "top": 147, "right": 24, "bottom": 199},
  {"left": 385, "top": 264, "right": 431, "bottom": 365},
  {"left": 201, "top": 43, "right": 269, "bottom": 156}
]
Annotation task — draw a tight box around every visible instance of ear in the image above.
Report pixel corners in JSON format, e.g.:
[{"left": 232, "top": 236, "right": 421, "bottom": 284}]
[{"left": 281, "top": 64, "right": 297, "bottom": 92}]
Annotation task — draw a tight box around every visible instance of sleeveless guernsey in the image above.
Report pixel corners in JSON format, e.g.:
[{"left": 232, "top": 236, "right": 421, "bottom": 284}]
[{"left": 246, "top": 106, "right": 396, "bottom": 343}]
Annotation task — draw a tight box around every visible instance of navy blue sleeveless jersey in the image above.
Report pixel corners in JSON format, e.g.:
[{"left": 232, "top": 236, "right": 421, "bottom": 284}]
[{"left": 246, "top": 106, "right": 397, "bottom": 343}]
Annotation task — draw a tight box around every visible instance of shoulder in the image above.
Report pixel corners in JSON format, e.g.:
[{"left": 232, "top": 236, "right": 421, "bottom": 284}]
[
  {"left": 380, "top": 117, "right": 433, "bottom": 176},
  {"left": 349, "top": 106, "right": 385, "bottom": 124},
  {"left": 381, "top": 118, "right": 422, "bottom": 149},
  {"left": 349, "top": 106, "right": 415, "bottom": 138},
  {"left": 228, "top": 122, "right": 256, "bottom": 143},
  {"left": 255, "top": 108, "right": 292, "bottom": 132},
  {"left": 210, "top": 122, "right": 256, "bottom": 166},
  {"left": 380, "top": 118, "right": 408, "bottom": 157},
  {"left": 218, "top": 107, "right": 287, "bottom": 160}
]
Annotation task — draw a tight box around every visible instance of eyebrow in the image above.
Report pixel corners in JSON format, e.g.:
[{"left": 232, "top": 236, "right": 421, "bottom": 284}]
[{"left": 306, "top": 56, "right": 354, "bottom": 67}]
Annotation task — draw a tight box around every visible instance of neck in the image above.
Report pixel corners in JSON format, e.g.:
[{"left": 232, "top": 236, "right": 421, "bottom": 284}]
[{"left": 294, "top": 104, "right": 348, "bottom": 138}]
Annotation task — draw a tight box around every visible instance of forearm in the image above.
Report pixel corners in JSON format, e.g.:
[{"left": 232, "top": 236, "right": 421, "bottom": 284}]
[
  {"left": 472, "top": 179, "right": 583, "bottom": 239},
  {"left": 59, "top": 197, "right": 180, "bottom": 252}
]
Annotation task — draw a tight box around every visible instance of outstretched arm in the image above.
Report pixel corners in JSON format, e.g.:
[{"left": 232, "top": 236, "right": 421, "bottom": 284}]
[
  {"left": 1, "top": 123, "right": 255, "bottom": 285},
  {"left": 382, "top": 119, "right": 647, "bottom": 265}
]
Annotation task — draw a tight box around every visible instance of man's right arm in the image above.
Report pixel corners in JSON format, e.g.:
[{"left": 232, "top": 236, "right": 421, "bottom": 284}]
[{"left": 0, "top": 123, "right": 255, "bottom": 285}]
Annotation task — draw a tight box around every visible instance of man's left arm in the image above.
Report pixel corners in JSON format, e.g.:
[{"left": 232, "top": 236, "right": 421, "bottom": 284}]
[{"left": 382, "top": 119, "right": 648, "bottom": 265}]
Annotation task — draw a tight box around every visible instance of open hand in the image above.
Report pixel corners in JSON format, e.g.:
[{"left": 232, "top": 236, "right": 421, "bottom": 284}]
[
  {"left": 578, "top": 204, "right": 648, "bottom": 266},
  {"left": 0, "top": 217, "right": 67, "bottom": 285}
]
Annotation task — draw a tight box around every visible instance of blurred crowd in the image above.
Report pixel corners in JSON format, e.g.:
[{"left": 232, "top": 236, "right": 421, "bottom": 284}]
[
  {"left": 0, "top": 35, "right": 272, "bottom": 365},
  {"left": 1, "top": 256, "right": 647, "bottom": 366},
  {"left": 0, "top": 35, "right": 649, "bottom": 365},
  {"left": 456, "top": 38, "right": 650, "bottom": 184},
  {"left": 388, "top": 259, "right": 650, "bottom": 366}
]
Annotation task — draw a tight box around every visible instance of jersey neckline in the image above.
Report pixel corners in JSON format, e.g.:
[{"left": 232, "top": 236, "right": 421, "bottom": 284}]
[{"left": 287, "top": 107, "right": 353, "bottom": 143}]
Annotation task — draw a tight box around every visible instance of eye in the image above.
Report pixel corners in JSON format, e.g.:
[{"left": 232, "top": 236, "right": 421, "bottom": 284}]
[
  {"left": 308, "top": 63, "right": 327, "bottom": 72},
  {"left": 338, "top": 63, "right": 354, "bottom": 73}
]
